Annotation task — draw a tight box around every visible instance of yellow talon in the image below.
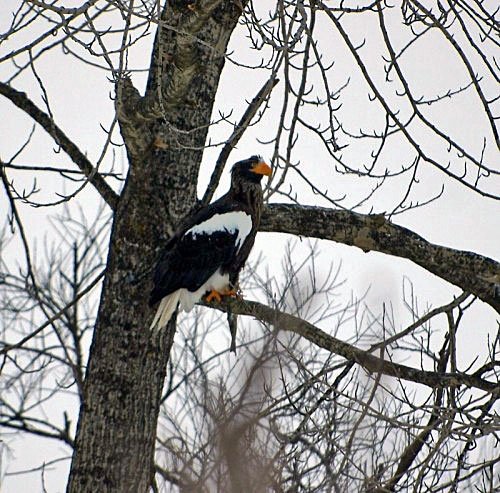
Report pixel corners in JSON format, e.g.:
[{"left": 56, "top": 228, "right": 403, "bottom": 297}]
[
  {"left": 205, "top": 288, "right": 241, "bottom": 303},
  {"left": 205, "top": 290, "right": 222, "bottom": 303}
]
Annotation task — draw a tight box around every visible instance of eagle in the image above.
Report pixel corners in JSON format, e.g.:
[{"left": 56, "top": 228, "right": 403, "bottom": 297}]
[{"left": 149, "top": 155, "right": 272, "bottom": 339}]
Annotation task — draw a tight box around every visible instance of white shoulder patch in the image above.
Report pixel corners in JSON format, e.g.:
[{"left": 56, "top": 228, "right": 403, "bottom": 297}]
[{"left": 187, "top": 211, "right": 252, "bottom": 248}]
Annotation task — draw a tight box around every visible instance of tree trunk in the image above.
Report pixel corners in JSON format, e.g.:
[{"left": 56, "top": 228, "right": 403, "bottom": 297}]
[{"left": 67, "top": 2, "right": 246, "bottom": 491}]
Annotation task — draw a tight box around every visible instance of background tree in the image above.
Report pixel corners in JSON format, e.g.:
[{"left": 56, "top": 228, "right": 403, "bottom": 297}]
[{"left": 1, "top": 1, "right": 498, "bottom": 492}]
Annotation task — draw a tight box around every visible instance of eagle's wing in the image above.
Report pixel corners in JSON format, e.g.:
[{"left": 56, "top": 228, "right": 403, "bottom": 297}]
[{"left": 149, "top": 209, "right": 252, "bottom": 306}]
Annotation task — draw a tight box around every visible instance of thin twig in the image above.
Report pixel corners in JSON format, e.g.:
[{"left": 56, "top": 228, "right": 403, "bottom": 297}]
[{"left": 201, "top": 76, "right": 279, "bottom": 206}]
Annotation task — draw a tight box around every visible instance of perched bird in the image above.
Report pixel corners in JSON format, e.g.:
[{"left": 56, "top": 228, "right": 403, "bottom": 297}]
[{"left": 149, "top": 156, "right": 272, "bottom": 340}]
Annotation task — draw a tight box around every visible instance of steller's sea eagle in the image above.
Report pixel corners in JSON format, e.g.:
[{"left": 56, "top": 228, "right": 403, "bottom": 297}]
[{"left": 149, "top": 156, "right": 272, "bottom": 335}]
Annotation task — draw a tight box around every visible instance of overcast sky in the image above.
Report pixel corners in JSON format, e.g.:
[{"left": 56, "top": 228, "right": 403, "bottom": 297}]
[{"left": 1, "top": 1, "right": 498, "bottom": 491}]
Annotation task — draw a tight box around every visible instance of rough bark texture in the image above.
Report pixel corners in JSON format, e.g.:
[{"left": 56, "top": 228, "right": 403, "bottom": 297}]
[
  {"left": 67, "top": 2, "right": 246, "bottom": 492},
  {"left": 261, "top": 204, "right": 500, "bottom": 314}
]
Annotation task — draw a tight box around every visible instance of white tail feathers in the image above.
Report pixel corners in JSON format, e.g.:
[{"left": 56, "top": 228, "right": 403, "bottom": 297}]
[{"left": 149, "top": 290, "right": 181, "bottom": 334}]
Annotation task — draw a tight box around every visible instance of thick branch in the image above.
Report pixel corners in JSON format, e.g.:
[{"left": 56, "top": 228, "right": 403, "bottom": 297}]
[
  {"left": 206, "top": 298, "right": 497, "bottom": 393},
  {"left": 261, "top": 204, "right": 500, "bottom": 313},
  {"left": 146, "top": 0, "right": 244, "bottom": 102},
  {"left": 0, "top": 81, "right": 119, "bottom": 210},
  {"left": 67, "top": 2, "right": 248, "bottom": 491}
]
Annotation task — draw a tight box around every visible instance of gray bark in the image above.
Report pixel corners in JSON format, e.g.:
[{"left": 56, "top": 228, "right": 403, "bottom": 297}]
[
  {"left": 66, "top": 2, "right": 246, "bottom": 491},
  {"left": 261, "top": 204, "right": 500, "bottom": 314}
]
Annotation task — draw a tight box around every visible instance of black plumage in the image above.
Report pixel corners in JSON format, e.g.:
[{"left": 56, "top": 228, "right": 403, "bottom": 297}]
[{"left": 149, "top": 156, "right": 272, "bottom": 335}]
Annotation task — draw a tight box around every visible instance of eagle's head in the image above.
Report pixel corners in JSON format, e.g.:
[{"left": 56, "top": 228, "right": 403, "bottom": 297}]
[{"left": 231, "top": 155, "right": 272, "bottom": 185}]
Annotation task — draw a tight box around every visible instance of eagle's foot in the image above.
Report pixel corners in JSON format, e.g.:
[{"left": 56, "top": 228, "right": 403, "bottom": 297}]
[
  {"left": 224, "top": 288, "right": 238, "bottom": 298},
  {"left": 205, "top": 290, "right": 223, "bottom": 303},
  {"left": 205, "top": 288, "right": 240, "bottom": 304}
]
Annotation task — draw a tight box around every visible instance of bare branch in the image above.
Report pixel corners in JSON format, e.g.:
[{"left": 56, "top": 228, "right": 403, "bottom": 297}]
[
  {"left": 0, "top": 82, "right": 119, "bottom": 209},
  {"left": 204, "top": 297, "right": 498, "bottom": 393},
  {"left": 201, "top": 76, "right": 279, "bottom": 206},
  {"left": 261, "top": 204, "right": 500, "bottom": 313}
]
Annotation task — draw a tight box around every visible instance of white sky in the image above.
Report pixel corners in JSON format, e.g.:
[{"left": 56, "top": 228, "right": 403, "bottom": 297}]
[{"left": 1, "top": 1, "right": 499, "bottom": 491}]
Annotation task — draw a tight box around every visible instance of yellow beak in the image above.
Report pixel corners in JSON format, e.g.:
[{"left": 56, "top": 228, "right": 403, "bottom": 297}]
[{"left": 251, "top": 161, "right": 272, "bottom": 176}]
